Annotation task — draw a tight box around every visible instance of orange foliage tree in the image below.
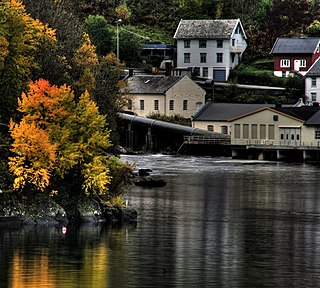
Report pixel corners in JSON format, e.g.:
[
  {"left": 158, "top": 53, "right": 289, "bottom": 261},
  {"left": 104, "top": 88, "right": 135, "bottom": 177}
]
[{"left": 9, "top": 79, "right": 112, "bottom": 196}]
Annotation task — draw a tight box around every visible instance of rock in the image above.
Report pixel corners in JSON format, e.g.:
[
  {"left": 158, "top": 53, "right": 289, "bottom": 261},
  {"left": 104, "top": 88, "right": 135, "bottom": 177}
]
[
  {"left": 77, "top": 197, "right": 105, "bottom": 223},
  {"left": 134, "top": 177, "right": 166, "bottom": 187},
  {"left": 138, "top": 168, "right": 152, "bottom": 176}
]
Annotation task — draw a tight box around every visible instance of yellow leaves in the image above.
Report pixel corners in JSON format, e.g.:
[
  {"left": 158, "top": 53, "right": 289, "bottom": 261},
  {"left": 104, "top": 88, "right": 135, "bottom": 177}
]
[
  {"left": 9, "top": 119, "right": 57, "bottom": 191},
  {"left": 83, "top": 157, "right": 111, "bottom": 196},
  {"left": 10, "top": 79, "right": 113, "bottom": 196},
  {"left": 73, "top": 32, "right": 98, "bottom": 70}
]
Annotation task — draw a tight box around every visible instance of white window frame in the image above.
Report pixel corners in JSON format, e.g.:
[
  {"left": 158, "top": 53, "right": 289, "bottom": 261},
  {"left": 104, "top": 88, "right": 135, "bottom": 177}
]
[
  {"left": 312, "top": 77, "right": 317, "bottom": 87},
  {"left": 184, "top": 53, "right": 190, "bottom": 63},
  {"left": 300, "top": 59, "right": 306, "bottom": 67},
  {"left": 311, "top": 92, "right": 317, "bottom": 102},
  {"left": 280, "top": 59, "right": 290, "bottom": 68}
]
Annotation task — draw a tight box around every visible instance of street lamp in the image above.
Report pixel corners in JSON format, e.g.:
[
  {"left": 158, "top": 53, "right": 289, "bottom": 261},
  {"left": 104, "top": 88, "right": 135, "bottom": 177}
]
[{"left": 116, "top": 19, "right": 122, "bottom": 59}]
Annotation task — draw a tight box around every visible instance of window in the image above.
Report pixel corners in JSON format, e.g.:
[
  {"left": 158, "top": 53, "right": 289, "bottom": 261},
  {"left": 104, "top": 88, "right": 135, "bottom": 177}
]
[
  {"left": 202, "top": 67, "right": 208, "bottom": 77},
  {"left": 200, "top": 53, "right": 207, "bottom": 63},
  {"left": 154, "top": 99, "right": 159, "bottom": 111},
  {"left": 128, "top": 99, "right": 132, "bottom": 110},
  {"left": 315, "top": 129, "right": 320, "bottom": 139},
  {"left": 184, "top": 40, "right": 190, "bottom": 48},
  {"left": 217, "top": 39, "right": 223, "bottom": 48},
  {"left": 216, "top": 53, "right": 223, "bottom": 63},
  {"left": 221, "top": 126, "right": 228, "bottom": 135},
  {"left": 207, "top": 125, "right": 214, "bottom": 132},
  {"left": 243, "top": 124, "right": 249, "bottom": 139},
  {"left": 140, "top": 100, "right": 144, "bottom": 110},
  {"left": 232, "top": 39, "right": 235, "bottom": 46},
  {"left": 273, "top": 115, "right": 278, "bottom": 121},
  {"left": 184, "top": 53, "right": 190, "bottom": 63},
  {"left": 251, "top": 124, "right": 258, "bottom": 139},
  {"left": 311, "top": 92, "right": 317, "bottom": 102},
  {"left": 260, "top": 124, "right": 266, "bottom": 139},
  {"left": 312, "top": 77, "right": 317, "bottom": 87},
  {"left": 234, "top": 124, "right": 241, "bottom": 139},
  {"left": 235, "top": 25, "right": 241, "bottom": 34},
  {"left": 169, "top": 100, "right": 174, "bottom": 110},
  {"left": 268, "top": 125, "right": 275, "bottom": 140},
  {"left": 196, "top": 102, "right": 203, "bottom": 111},
  {"left": 183, "top": 100, "right": 188, "bottom": 110},
  {"left": 199, "top": 40, "right": 207, "bottom": 48},
  {"left": 300, "top": 59, "right": 306, "bottom": 67},
  {"left": 280, "top": 59, "right": 290, "bottom": 67}
]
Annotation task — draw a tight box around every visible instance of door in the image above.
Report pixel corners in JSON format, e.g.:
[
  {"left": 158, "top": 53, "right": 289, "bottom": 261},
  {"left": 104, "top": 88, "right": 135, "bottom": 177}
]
[
  {"left": 279, "top": 128, "right": 301, "bottom": 146},
  {"left": 294, "top": 60, "right": 300, "bottom": 71},
  {"left": 213, "top": 70, "right": 226, "bottom": 81}
]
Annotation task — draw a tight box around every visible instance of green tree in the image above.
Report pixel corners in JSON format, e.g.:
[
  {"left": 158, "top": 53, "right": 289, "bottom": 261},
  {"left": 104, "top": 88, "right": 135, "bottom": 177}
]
[{"left": 84, "top": 15, "right": 113, "bottom": 56}]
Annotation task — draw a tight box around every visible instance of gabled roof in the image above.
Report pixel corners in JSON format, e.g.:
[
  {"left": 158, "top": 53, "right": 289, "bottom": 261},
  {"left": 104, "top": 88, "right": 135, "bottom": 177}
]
[
  {"left": 270, "top": 37, "right": 320, "bottom": 54},
  {"left": 126, "top": 75, "right": 182, "bottom": 94},
  {"left": 192, "top": 101, "right": 271, "bottom": 121},
  {"left": 173, "top": 19, "right": 246, "bottom": 40},
  {"left": 305, "top": 57, "right": 320, "bottom": 77},
  {"left": 229, "top": 106, "right": 320, "bottom": 123}
]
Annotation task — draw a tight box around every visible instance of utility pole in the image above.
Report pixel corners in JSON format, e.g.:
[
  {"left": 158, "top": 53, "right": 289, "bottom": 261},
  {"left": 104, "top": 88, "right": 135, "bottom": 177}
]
[{"left": 116, "top": 19, "right": 122, "bottom": 59}]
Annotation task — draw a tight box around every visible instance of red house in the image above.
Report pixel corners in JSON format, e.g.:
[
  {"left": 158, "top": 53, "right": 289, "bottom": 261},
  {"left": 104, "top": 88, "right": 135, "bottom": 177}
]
[{"left": 270, "top": 37, "right": 320, "bottom": 77}]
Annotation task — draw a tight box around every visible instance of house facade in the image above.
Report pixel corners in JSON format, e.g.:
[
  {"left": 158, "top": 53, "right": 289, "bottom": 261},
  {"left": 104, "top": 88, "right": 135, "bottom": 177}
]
[
  {"left": 229, "top": 106, "right": 320, "bottom": 147},
  {"left": 124, "top": 75, "right": 206, "bottom": 118},
  {"left": 173, "top": 19, "right": 247, "bottom": 81},
  {"left": 271, "top": 37, "right": 320, "bottom": 77},
  {"left": 305, "top": 57, "right": 320, "bottom": 104},
  {"left": 192, "top": 101, "right": 271, "bottom": 135}
]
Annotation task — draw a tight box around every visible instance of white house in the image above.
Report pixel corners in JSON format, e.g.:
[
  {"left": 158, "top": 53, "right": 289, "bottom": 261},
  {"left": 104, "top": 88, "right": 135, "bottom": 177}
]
[
  {"left": 123, "top": 75, "right": 206, "bottom": 118},
  {"left": 173, "top": 18, "right": 247, "bottom": 81},
  {"left": 305, "top": 57, "right": 320, "bottom": 104}
]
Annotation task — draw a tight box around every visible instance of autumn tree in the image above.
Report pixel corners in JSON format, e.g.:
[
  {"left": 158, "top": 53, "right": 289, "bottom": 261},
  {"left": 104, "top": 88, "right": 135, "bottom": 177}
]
[
  {"left": 0, "top": 0, "right": 56, "bottom": 123},
  {"left": 9, "top": 79, "right": 112, "bottom": 201}
]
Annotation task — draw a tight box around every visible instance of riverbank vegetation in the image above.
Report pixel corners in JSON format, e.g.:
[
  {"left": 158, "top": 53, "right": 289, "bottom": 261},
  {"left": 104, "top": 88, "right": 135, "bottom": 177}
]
[{"left": 0, "top": 0, "right": 134, "bottom": 224}]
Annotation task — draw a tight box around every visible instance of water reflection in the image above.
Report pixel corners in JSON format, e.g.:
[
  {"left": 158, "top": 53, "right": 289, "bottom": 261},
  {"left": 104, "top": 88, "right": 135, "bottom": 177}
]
[
  {"left": 0, "top": 224, "right": 136, "bottom": 288},
  {"left": 2, "top": 156, "right": 320, "bottom": 287}
]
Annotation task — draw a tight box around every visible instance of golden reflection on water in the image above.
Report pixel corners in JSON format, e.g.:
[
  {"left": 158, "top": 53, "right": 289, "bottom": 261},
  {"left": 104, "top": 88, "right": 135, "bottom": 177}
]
[
  {"left": 11, "top": 252, "right": 55, "bottom": 288},
  {"left": 10, "top": 241, "right": 109, "bottom": 288}
]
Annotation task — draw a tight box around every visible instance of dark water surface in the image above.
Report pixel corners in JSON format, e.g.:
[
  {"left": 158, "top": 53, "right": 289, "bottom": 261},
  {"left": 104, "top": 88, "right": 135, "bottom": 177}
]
[{"left": 1, "top": 155, "right": 320, "bottom": 287}]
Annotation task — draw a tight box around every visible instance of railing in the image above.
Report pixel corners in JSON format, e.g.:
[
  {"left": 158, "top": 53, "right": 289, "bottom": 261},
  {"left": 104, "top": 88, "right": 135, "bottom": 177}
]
[
  {"left": 183, "top": 135, "right": 231, "bottom": 145},
  {"left": 231, "top": 139, "right": 320, "bottom": 149},
  {"left": 230, "top": 45, "right": 246, "bottom": 53}
]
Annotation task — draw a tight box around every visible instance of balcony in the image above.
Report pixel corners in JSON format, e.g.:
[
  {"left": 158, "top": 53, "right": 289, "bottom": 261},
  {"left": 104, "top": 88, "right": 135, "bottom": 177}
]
[{"left": 230, "top": 45, "right": 246, "bottom": 54}]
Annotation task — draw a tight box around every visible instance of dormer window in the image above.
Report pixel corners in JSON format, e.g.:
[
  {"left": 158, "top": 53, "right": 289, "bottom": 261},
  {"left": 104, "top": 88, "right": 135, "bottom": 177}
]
[{"left": 199, "top": 40, "right": 207, "bottom": 48}]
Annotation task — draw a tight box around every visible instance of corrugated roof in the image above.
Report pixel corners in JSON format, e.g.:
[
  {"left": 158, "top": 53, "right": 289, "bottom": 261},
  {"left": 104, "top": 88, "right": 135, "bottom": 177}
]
[
  {"left": 126, "top": 75, "right": 182, "bottom": 94},
  {"left": 271, "top": 37, "right": 320, "bottom": 54},
  {"left": 192, "top": 102, "right": 272, "bottom": 121},
  {"left": 174, "top": 19, "right": 241, "bottom": 40}
]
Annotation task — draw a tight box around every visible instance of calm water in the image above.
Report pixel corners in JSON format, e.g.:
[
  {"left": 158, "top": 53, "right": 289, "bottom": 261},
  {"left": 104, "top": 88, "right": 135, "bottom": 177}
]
[{"left": 2, "top": 155, "right": 320, "bottom": 287}]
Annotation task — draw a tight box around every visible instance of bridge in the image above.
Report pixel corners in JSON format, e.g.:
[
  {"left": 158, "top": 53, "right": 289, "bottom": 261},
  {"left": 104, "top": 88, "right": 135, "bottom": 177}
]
[{"left": 118, "top": 113, "right": 230, "bottom": 154}]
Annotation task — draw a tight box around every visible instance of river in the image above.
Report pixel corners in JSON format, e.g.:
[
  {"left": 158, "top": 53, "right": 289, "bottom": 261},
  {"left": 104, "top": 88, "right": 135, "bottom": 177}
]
[{"left": 1, "top": 155, "right": 320, "bottom": 287}]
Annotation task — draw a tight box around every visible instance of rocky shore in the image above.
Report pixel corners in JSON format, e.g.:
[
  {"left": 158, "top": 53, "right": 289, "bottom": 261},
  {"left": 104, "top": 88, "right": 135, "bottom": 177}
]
[{"left": 0, "top": 191, "right": 137, "bottom": 227}]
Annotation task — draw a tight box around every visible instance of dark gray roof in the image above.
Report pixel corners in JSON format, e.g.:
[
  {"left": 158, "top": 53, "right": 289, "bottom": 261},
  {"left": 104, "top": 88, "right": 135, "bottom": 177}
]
[
  {"left": 174, "top": 19, "right": 243, "bottom": 40},
  {"left": 306, "top": 58, "right": 320, "bottom": 77},
  {"left": 273, "top": 106, "right": 320, "bottom": 121},
  {"left": 126, "top": 76, "right": 182, "bottom": 94},
  {"left": 271, "top": 37, "right": 320, "bottom": 54},
  {"left": 305, "top": 110, "right": 320, "bottom": 125},
  {"left": 192, "top": 102, "right": 271, "bottom": 121}
]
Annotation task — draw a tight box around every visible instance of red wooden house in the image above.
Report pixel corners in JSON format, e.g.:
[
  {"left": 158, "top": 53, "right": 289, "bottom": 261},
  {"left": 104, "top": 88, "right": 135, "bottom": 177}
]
[{"left": 270, "top": 37, "right": 320, "bottom": 77}]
